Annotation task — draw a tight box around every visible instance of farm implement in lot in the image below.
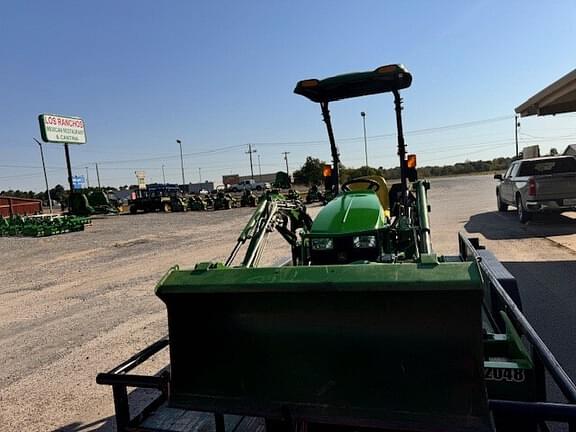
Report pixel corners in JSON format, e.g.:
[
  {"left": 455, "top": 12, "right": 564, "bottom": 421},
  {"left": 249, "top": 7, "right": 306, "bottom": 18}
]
[
  {"left": 0, "top": 214, "right": 90, "bottom": 237},
  {"left": 97, "top": 65, "right": 576, "bottom": 432}
]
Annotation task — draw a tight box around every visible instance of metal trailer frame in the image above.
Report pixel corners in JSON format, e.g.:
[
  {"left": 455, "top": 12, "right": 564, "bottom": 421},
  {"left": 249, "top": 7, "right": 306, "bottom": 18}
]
[{"left": 97, "top": 234, "right": 576, "bottom": 432}]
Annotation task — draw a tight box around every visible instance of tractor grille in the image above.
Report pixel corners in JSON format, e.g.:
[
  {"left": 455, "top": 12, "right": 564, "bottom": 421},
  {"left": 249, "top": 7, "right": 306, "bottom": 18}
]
[{"left": 311, "top": 236, "right": 380, "bottom": 264}]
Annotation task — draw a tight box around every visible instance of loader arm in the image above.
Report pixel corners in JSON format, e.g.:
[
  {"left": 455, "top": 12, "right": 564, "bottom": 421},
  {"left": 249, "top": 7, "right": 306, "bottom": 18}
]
[{"left": 226, "top": 198, "right": 312, "bottom": 267}]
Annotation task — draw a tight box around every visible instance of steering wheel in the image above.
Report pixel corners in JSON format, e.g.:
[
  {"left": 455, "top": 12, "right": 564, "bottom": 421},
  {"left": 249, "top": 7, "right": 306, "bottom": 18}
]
[{"left": 341, "top": 178, "right": 380, "bottom": 192}]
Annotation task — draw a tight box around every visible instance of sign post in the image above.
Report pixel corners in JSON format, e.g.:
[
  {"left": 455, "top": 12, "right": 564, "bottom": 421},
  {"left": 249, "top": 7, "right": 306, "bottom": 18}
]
[
  {"left": 38, "top": 114, "right": 87, "bottom": 192},
  {"left": 135, "top": 171, "right": 147, "bottom": 191},
  {"left": 64, "top": 144, "right": 74, "bottom": 191}
]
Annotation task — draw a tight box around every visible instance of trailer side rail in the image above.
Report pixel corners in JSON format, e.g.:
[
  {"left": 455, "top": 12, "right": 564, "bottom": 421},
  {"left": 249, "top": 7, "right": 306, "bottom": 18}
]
[{"left": 459, "top": 233, "right": 576, "bottom": 431}]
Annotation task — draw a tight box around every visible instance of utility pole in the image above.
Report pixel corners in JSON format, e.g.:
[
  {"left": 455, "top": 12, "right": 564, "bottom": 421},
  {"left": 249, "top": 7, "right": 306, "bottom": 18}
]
[
  {"left": 245, "top": 144, "right": 257, "bottom": 180},
  {"left": 515, "top": 115, "right": 520, "bottom": 157},
  {"left": 162, "top": 164, "right": 166, "bottom": 184},
  {"left": 85, "top": 167, "right": 90, "bottom": 188},
  {"left": 95, "top": 162, "right": 101, "bottom": 188},
  {"left": 282, "top": 151, "right": 290, "bottom": 176},
  {"left": 33, "top": 138, "right": 53, "bottom": 214},
  {"left": 198, "top": 167, "right": 202, "bottom": 182},
  {"left": 176, "top": 139, "right": 185, "bottom": 185},
  {"left": 257, "top": 154, "right": 262, "bottom": 180},
  {"left": 361, "top": 112, "right": 368, "bottom": 175}
]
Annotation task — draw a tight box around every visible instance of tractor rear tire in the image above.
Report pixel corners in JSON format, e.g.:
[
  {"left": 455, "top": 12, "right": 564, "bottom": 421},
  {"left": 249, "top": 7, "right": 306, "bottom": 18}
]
[
  {"left": 497, "top": 191, "right": 508, "bottom": 212},
  {"left": 516, "top": 195, "right": 530, "bottom": 223},
  {"left": 129, "top": 206, "right": 137, "bottom": 215},
  {"left": 256, "top": 185, "right": 262, "bottom": 191}
]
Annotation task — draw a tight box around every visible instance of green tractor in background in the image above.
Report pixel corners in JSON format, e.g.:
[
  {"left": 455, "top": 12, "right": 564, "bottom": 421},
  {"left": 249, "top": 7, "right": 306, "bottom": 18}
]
[
  {"left": 129, "top": 184, "right": 187, "bottom": 214},
  {"left": 286, "top": 189, "right": 301, "bottom": 202},
  {"left": 305, "top": 184, "right": 324, "bottom": 204},
  {"left": 240, "top": 188, "right": 258, "bottom": 207},
  {"left": 213, "top": 191, "right": 238, "bottom": 210},
  {"left": 67, "top": 189, "right": 119, "bottom": 216},
  {"left": 188, "top": 194, "right": 209, "bottom": 211},
  {"left": 99, "top": 65, "right": 576, "bottom": 432},
  {"left": 273, "top": 171, "right": 291, "bottom": 189}
]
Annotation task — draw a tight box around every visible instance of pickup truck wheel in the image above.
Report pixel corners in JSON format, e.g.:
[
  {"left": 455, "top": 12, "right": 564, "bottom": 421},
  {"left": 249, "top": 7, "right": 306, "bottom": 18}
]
[
  {"left": 497, "top": 191, "right": 508, "bottom": 212},
  {"left": 516, "top": 196, "right": 531, "bottom": 223}
]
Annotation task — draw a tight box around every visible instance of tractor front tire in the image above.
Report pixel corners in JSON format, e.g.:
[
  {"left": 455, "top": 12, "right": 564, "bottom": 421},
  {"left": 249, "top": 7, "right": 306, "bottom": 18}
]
[{"left": 129, "top": 206, "right": 137, "bottom": 215}]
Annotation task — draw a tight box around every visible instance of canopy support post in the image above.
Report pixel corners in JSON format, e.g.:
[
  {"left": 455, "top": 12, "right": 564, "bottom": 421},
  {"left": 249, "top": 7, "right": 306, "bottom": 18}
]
[
  {"left": 320, "top": 101, "right": 340, "bottom": 194},
  {"left": 393, "top": 90, "right": 408, "bottom": 205}
]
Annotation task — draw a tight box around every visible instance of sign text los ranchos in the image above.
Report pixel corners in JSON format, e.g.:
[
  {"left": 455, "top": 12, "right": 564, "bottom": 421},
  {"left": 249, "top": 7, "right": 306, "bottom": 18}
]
[{"left": 39, "top": 114, "right": 86, "bottom": 144}]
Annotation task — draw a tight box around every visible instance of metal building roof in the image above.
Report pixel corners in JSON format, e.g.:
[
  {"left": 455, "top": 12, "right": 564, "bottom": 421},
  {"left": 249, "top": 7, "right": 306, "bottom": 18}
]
[{"left": 515, "top": 69, "right": 576, "bottom": 117}]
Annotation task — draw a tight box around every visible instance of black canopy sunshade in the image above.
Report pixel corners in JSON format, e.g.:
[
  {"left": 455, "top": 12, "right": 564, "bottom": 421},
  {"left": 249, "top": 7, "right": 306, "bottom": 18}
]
[
  {"left": 294, "top": 64, "right": 412, "bottom": 103},
  {"left": 515, "top": 69, "right": 576, "bottom": 117}
]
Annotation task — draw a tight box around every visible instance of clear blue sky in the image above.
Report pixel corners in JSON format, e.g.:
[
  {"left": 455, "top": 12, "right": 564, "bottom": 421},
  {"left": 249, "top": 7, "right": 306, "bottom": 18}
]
[{"left": 1, "top": 0, "right": 575, "bottom": 190}]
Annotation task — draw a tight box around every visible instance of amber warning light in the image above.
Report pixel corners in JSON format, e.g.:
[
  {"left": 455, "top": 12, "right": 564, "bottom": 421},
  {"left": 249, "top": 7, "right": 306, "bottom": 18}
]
[
  {"left": 322, "top": 165, "right": 332, "bottom": 177},
  {"left": 407, "top": 154, "right": 417, "bottom": 169}
]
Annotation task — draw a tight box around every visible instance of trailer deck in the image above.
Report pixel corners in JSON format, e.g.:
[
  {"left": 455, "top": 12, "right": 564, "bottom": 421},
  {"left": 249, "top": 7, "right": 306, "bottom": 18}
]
[{"left": 141, "top": 407, "right": 263, "bottom": 432}]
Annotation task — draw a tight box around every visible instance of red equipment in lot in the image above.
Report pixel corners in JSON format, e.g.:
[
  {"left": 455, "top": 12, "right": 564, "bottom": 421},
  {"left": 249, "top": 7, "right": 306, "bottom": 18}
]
[{"left": 0, "top": 196, "right": 42, "bottom": 218}]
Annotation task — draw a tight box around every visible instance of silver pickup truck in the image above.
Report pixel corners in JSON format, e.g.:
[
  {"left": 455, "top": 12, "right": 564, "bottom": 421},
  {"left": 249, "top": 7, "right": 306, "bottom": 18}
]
[{"left": 495, "top": 155, "right": 576, "bottom": 223}]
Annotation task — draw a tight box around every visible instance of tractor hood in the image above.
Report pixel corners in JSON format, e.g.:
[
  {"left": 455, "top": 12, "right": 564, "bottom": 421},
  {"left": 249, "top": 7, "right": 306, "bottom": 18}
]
[{"left": 311, "top": 190, "right": 387, "bottom": 236}]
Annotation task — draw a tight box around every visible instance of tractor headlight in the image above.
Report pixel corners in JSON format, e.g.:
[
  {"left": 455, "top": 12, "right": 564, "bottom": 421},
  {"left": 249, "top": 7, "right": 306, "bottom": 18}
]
[
  {"left": 311, "top": 238, "right": 334, "bottom": 250},
  {"left": 352, "top": 235, "right": 376, "bottom": 249}
]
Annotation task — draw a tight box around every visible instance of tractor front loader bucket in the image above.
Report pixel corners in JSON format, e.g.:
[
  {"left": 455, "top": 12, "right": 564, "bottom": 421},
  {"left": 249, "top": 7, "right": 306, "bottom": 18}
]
[{"left": 156, "top": 262, "right": 493, "bottom": 432}]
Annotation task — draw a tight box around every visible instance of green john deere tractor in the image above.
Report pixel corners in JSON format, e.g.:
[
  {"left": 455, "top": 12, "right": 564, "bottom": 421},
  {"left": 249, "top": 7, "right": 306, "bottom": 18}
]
[
  {"left": 98, "top": 65, "right": 576, "bottom": 432},
  {"left": 240, "top": 188, "right": 258, "bottom": 207}
]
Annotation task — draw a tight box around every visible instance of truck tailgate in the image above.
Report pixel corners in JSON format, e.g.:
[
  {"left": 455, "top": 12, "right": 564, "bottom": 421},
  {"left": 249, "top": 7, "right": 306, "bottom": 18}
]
[{"left": 535, "top": 172, "right": 576, "bottom": 200}]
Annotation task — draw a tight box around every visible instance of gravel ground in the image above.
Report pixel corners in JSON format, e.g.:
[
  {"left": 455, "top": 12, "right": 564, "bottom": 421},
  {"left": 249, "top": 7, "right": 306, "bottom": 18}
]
[{"left": 0, "top": 207, "right": 308, "bottom": 431}]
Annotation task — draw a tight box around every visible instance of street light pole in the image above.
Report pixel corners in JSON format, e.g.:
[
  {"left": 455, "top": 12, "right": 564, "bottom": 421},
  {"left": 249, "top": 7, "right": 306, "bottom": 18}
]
[
  {"left": 361, "top": 112, "right": 368, "bottom": 175},
  {"left": 257, "top": 154, "right": 262, "bottom": 180},
  {"left": 198, "top": 167, "right": 202, "bottom": 182},
  {"left": 177, "top": 139, "right": 185, "bottom": 185},
  {"left": 33, "top": 138, "right": 53, "bottom": 214},
  {"left": 162, "top": 164, "right": 166, "bottom": 184}
]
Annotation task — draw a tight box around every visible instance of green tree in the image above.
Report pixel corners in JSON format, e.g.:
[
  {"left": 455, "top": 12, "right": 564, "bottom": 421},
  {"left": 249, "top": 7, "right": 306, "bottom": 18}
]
[
  {"left": 293, "top": 157, "right": 326, "bottom": 185},
  {"left": 340, "top": 166, "right": 380, "bottom": 182},
  {"left": 50, "top": 184, "right": 66, "bottom": 203}
]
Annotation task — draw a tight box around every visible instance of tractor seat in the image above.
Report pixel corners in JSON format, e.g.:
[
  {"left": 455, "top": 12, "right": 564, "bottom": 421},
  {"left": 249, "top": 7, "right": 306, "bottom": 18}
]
[{"left": 346, "top": 175, "right": 390, "bottom": 216}]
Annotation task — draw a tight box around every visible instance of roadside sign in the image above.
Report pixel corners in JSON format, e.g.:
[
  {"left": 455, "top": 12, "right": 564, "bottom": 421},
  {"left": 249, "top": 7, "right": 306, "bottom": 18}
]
[
  {"left": 72, "top": 175, "right": 85, "bottom": 190},
  {"left": 38, "top": 114, "right": 86, "bottom": 144},
  {"left": 135, "top": 171, "right": 146, "bottom": 190}
]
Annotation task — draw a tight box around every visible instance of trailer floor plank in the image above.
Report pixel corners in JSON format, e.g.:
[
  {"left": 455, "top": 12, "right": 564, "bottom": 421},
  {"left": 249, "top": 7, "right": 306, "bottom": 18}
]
[{"left": 140, "top": 404, "right": 263, "bottom": 432}]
